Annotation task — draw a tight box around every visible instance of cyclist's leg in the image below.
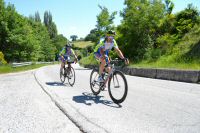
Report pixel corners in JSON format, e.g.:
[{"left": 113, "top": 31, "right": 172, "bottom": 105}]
[
  {"left": 95, "top": 48, "right": 106, "bottom": 76},
  {"left": 60, "top": 57, "right": 65, "bottom": 72},
  {"left": 104, "top": 51, "right": 112, "bottom": 87},
  {"left": 99, "top": 57, "right": 106, "bottom": 75},
  {"left": 104, "top": 50, "right": 111, "bottom": 74},
  {"left": 94, "top": 51, "right": 104, "bottom": 82},
  {"left": 66, "top": 56, "right": 72, "bottom": 71}
]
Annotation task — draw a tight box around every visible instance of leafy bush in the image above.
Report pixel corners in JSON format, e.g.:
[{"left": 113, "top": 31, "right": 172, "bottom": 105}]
[
  {"left": 156, "top": 33, "right": 178, "bottom": 55},
  {"left": 144, "top": 48, "right": 162, "bottom": 61},
  {"left": 79, "top": 54, "right": 98, "bottom": 66},
  {"left": 0, "top": 52, "right": 7, "bottom": 65}
]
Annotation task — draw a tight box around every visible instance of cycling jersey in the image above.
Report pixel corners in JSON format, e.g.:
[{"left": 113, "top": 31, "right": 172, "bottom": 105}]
[
  {"left": 59, "top": 47, "right": 75, "bottom": 57},
  {"left": 94, "top": 39, "right": 118, "bottom": 60},
  {"left": 59, "top": 47, "right": 75, "bottom": 62},
  {"left": 94, "top": 39, "right": 118, "bottom": 53}
]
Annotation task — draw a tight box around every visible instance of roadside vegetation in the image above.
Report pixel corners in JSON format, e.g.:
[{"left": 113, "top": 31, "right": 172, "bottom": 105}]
[
  {"left": 0, "top": 0, "right": 199, "bottom": 71},
  {"left": 0, "top": 0, "right": 67, "bottom": 63},
  {"left": 80, "top": 0, "right": 200, "bottom": 70},
  {"left": 0, "top": 63, "right": 54, "bottom": 74},
  {"left": 73, "top": 41, "right": 95, "bottom": 49}
]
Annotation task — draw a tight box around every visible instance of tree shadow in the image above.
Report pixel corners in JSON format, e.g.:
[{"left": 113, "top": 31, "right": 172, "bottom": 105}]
[
  {"left": 46, "top": 82, "right": 67, "bottom": 86},
  {"left": 73, "top": 92, "right": 122, "bottom": 108}
]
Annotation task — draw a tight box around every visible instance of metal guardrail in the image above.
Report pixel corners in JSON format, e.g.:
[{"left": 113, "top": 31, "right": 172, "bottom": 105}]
[
  {"left": 12, "top": 62, "right": 32, "bottom": 67},
  {"left": 12, "top": 62, "right": 54, "bottom": 67}
]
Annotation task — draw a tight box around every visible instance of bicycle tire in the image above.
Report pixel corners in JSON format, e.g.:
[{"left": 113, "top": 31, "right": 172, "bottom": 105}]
[
  {"left": 68, "top": 67, "right": 75, "bottom": 86},
  {"left": 60, "top": 68, "right": 66, "bottom": 83},
  {"left": 108, "top": 70, "right": 128, "bottom": 104},
  {"left": 90, "top": 69, "right": 101, "bottom": 95}
]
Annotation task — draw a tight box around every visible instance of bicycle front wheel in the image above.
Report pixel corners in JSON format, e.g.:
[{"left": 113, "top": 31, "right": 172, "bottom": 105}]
[
  {"left": 90, "top": 69, "right": 101, "bottom": 95},
  {"left": 68, "top": 67, "right": 75, "bottom": 86},
  {"left": 108, "top": 70, "right": 128, "bottom": 104},
  {"left": 60, "top": 68, "right": 66, "bottom": 83}
]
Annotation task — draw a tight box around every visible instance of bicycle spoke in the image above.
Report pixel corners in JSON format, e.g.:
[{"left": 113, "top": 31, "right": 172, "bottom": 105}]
[{"left": 114, "top": 75, "right": 120, "bottom": 88}]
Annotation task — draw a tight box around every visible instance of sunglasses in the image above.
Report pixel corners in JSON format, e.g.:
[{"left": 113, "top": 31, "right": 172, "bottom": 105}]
[{"left": 107, "top": 36, "right": 114, "bottom": 40}]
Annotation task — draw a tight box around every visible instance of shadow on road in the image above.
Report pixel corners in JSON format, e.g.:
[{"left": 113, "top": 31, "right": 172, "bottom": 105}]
[
  {"left": 74, "top": 68, "right": 91, "bottom": 70},
  {"left": 73, "top": 92, "right": 122, "bottom": 108},
  {"left": 46, "top": 82, "right": 66, "bottom": 86}
]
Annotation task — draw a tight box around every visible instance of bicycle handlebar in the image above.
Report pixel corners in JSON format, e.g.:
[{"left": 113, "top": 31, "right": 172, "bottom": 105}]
[{"left": 109, "top": 58, "right": 128, "bottom": 68}]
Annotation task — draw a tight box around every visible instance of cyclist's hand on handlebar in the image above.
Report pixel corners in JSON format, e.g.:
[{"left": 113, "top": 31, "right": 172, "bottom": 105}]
[{"left": 123, "top": 58, "right": 129, "bottom": 65}]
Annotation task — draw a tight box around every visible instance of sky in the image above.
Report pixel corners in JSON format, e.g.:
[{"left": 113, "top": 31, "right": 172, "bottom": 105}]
[{"left": 4, "top": 0, "right": 200, "bottom": 40}]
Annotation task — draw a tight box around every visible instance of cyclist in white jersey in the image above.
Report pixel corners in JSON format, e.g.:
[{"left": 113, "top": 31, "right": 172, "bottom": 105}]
[{"left": 94, "top": 30, "right": 129, "bottom": 82}]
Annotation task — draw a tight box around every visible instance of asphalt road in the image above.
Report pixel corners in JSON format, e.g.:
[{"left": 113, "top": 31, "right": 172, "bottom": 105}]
[
  {"left": 0, "top": 70, "right": 81, "bottom": 133},
  {"left": 35, "top": 64, "right": 200, "bottom": 133},
  {"left": 1, "top": 64, "right": 200, "bottom": 133}
]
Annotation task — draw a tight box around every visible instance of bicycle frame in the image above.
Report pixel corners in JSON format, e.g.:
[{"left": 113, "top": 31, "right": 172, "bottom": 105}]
[
  {"left": 60, "top": 60, "right": 76, "bottom": 86},
  {"left": 93, "top": 62, "right": 120, "bottom": 88},
  {"left": 90, "top": 58, "right": 128, "bottom": 104}
]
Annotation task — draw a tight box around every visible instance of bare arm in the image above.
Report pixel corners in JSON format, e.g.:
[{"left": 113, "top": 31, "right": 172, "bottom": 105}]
[
  {"left": 115, "top": 48, "right": 125, "bottom": 59},
  {"left": 115, "top": 48, "right": 129, "bottom": 65}
]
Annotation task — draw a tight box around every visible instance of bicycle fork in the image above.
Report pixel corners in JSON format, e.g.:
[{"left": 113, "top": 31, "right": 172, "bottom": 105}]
[{"left": 113, "top": 74, "right": 120, "bottom": 88}]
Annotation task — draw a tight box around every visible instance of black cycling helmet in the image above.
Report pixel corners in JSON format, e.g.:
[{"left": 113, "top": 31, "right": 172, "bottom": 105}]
[
  {"left": 106, "top": 30, "right": 116, "bottom": 36},
  {"left": 65, "top": 43, "right": 72, "bottom": 48}
]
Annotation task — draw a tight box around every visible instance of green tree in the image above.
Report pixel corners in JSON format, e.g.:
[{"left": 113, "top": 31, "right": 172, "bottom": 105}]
[
  {"left": 70, "top": 35, "right": 78, "bottom": 41},
  {"left": 174, "top": 4, "right": 199, "bottom": 38},
  {"left": 1, "top": 4, "right": 37, "bottom": 61},
  {"left": 165, "top": 0, "right": 174, "bottom": 15},
  {"left": 28, "top": 15, "right": 35, "bottom": 21},
  {"left": 96, "top": 5, "right": 117, "bottom": 38},
  {"left": 0, "top": 0, "right": 7, "bottom": 54},
  {"left": 0, "top": 0, "right": 59, "bottom": 62},
  {"left": 117, "top": 0, "right": 165, "bottom": 61},
  {"left": 85, "top": 28, "right": 98, "bottom": 42},
  {"left": 44, "top": 11, "right": 57, "bottom": 39},
  {"left": 28, "top": 18, "right": 56, "bottom": 61},
  {"left": 52, "top": 34, "right": 68, "bottom": 60},
  {"left": 35, "top": 11, "right": 41, "bottom": 22},
  {"left": 44, "top": 11, "right": 52, "bottom": 26}
]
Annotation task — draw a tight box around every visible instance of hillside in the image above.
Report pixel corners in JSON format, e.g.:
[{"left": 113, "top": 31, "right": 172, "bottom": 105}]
[
  {"left": 132, "top": 24, "right": 200, "bottom": 70},
  {"left": 73, "top": 41, "right": 95, "bottom": 48}
]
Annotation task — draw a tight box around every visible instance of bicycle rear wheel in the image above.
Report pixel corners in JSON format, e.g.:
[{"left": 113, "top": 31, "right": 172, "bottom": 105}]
[
  {"left": 60, "top": 68, "right": 66, "bottom": 83},
  {"left": 90, "top": 69, "right": 101, "bottom": 95},
  {"left": 108, "top": 70, "right": 128, "bottom": 104},
  {"left": 68, "top": 67, "right": 75, "bottom": 86}
]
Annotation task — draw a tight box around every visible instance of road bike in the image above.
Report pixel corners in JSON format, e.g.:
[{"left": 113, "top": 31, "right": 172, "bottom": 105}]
[
  {"left": 90, "top": 58, "right": 128, "bottom": 104},
  {"left": 60, "top": 61, "right": 75, "bottom": 86}
]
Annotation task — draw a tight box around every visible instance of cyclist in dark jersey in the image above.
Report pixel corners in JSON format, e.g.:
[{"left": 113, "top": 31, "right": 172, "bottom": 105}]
[{"left": 59, "top": 43, "right": 78, "bottom": 72}]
